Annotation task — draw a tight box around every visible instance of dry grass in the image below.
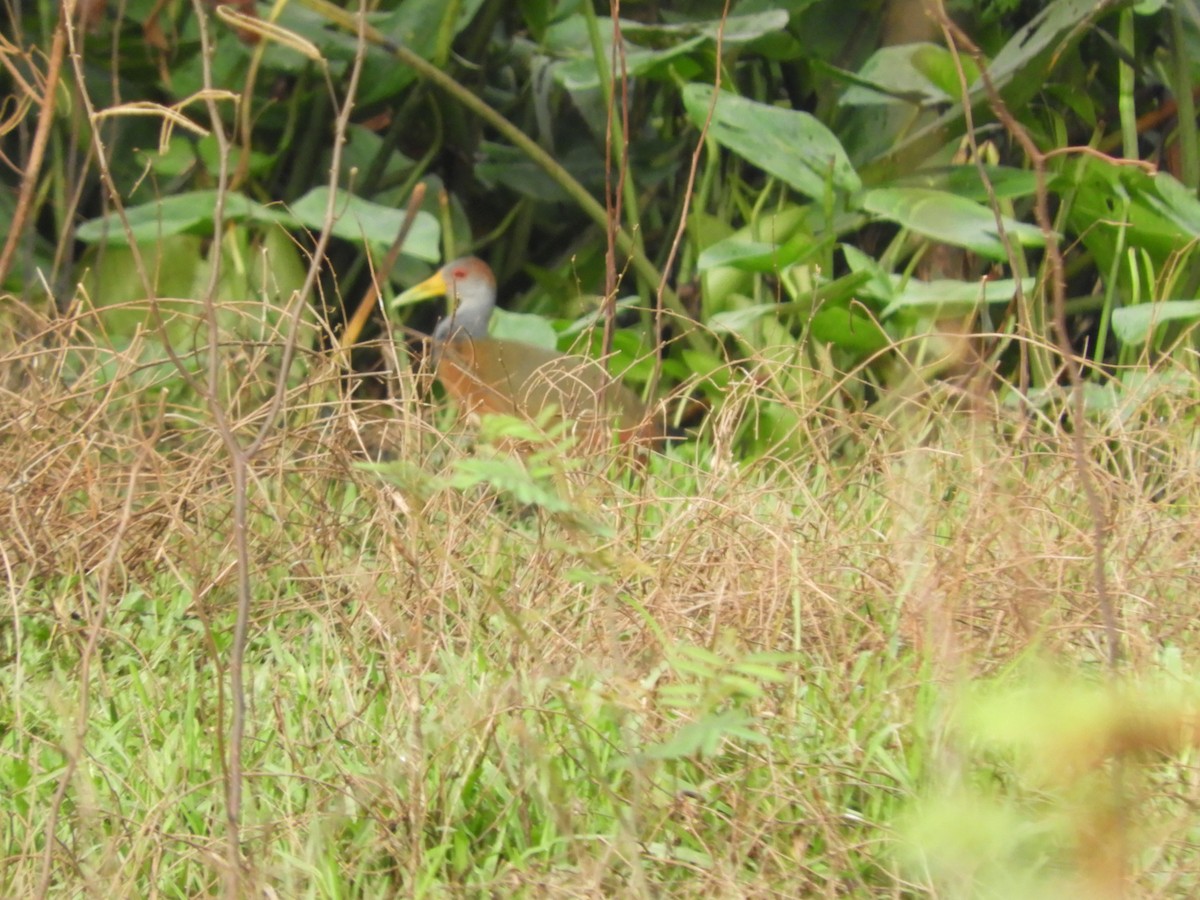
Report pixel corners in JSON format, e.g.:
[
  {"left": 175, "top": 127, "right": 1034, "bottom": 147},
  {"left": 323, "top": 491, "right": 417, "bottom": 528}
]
[{"left": 3, "top": 295, "right": 1200, "bottom": 896}]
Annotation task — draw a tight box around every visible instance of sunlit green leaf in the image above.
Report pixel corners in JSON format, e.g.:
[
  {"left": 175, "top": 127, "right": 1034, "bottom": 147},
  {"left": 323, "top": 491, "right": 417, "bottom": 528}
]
[
  {"left": 643, "top": 710, "right": 758, "bottom": 760},
  {"left": 1110, "top": 300, "right": 1200, "bottom": 345},
  {"left": 810, "top": 305, "right": 890, "bottom": 353},
  {"left": 683, "top": 85, "right": 862, "bottom": 199},
  {"left": 880, "top": 277, "right": 1036, "bottom": 318},
  {"left": 841, "top": 43, "right": 970, "bottom": 107},
  {"left": 491, "top": 309, "right": 559, "bottom": 349},
  {"left": 893, "top": 165, "right": 1040, "bottom": 201},
  {"left": 287, "top": 187, "right": 440, "bottom": 260},
  {"left": 697, "top": 231, "right": 825, "bottom": 273},
  {"left": 449, "top": 456, "right": 577, "bottom": 513},
  {"left": 862, "top": 187, "right": 1045, "bottom": 259},
  {"left": 708, "top": 304, "right": 780, "bottom": 335},
  {"left": 621, "top": 10, "right": 789, "bottom": 43},
  {"left": 75, "top": 191, "right": 285, "bottom": 245},
  {"left": 680, "top": 349, "right": 731, "bottom": 388}
]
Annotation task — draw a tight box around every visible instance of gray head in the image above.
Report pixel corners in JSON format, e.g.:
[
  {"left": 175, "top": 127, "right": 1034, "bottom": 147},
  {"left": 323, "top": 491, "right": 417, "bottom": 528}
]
[{"left": 429, "top": 257, "right": 497, "bottom": 342}]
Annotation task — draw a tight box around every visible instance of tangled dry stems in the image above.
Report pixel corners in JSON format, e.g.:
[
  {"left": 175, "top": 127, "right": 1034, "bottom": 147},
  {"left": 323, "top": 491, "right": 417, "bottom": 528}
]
[
  {"left": 3, "top": 297, "right": 1200, "bottom": 894},
  {"left": 5, "top": 298, "right": 1199, "bottom": 675}
]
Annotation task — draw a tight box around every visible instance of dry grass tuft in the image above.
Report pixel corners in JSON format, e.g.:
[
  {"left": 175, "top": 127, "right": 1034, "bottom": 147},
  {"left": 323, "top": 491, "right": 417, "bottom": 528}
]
[{"left": 3, "top": 296, "right": 1200, "bottom": 895}]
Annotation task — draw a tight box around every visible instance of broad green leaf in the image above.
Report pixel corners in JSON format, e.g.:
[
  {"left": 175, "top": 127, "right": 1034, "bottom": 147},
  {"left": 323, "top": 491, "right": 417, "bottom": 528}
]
[
  {"left": 1065, "top": 160, "right": 1200, "bottom": 286},
  {"left": 75, "top": 191, "right": 284, "bottom": 245},
  {"left": 621, "top": 10, "right": 789, "bottom": 43},
  {"left": 476, "top": 141, "right": 601, "bottom": 203},
  {"left": 361, "top": 0, "right": 488, "bottom": 103},
  {"left": 894, "top": 165, "right": 1040, "bottom": 202},
  {"left": 842, "top": 43, "right": 971, "bottom": 107},
  {"left": 698, "top": 239, "right": 778, "bottom": 272},
  {"left": 1142, "top": 172, "right": 1200, "bottom": 235},
  {"left": 708, "top": 304, "right": 781, "bottom": 335},
  {"left": 133, "top": 134, "right": 198, "bottom": 179},
  {"left": 695, "top": 205, "right": 815, "bottom": 311},
  {"left": 842, "top": 245, "right": 895, "bottom": 301},
  {"left": 643, "top": 710, "right": 758, "bottom": 760},
  {"left": 555, "top": 36, "right": 705, "bottom": 90},
  {"left": 680, "top": 349, "right": 731, "bottom": 388},
  {"left": 551, "top": 12, "right": 786, "bottom": 91},
  {"left": 880, "top": 277, "right": 1036, "bottom": 318},
  {"left": 449, "top": 454, "right": 577, "bottom": 513},
  {"left": 195, "top": 134, "right": 273, "bottom": 178},
  {"left": 287, "top": 187, "right": 440, "bottom": 260},
  {"left": 862, "top": 187, "right": 1045, "bottom": 260},
  {"left": 547, "top": 18, "right": 704, "bottom": 91},
  {"left": 557, "top": 296, "right": 641, "bottom": 338},
  {"left": 78, "top": 234, "right": 204, "bottom": 319},
  {"left": 810, "top": 305, "right": 889, "bottom": 354},
  {"left": 867, "top": 0, "right": 1130, "bottom": 180},
  {"left": 1110, "top": 301, "right": 1200, "bottom": 345},
  {"left": 914, "top": 43, "right": 982, "bottom": 100},
  {"left": 697, "top": 231, "right": 825, "bottom": 273},
  {"left": 989, "top": 0, "right": 1131, "bottom": 91},
  {"left": 518, "top": 0, "right": 551, "bottom": 41},
  {"left": 490, "top": 309, "right": 559, "bottom": 350},
  {"left": 683, "top": 85, "right": 862, "bottom": 199}
]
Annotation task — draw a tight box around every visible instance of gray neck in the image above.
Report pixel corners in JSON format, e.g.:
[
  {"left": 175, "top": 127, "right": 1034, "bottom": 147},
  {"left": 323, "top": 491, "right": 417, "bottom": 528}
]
[{"left": 433, "top": 300, "right": 491, "bottom": 342}]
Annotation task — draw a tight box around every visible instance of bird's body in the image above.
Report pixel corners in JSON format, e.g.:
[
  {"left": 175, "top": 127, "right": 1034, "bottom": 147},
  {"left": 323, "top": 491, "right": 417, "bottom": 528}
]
[{"left": 398, "top": 257, "right": 659, "bottom": 446}]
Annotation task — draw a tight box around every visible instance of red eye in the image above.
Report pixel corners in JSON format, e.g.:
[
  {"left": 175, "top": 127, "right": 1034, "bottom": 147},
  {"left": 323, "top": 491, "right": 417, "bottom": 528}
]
[{"left": 452, "top": 267, "right": 467, "bottom": 280}]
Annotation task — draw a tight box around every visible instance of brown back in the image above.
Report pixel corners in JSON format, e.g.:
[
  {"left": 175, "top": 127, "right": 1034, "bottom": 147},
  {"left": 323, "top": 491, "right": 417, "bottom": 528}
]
[{"left": 435, "top": 336, "right": 662, "bottom": 447}]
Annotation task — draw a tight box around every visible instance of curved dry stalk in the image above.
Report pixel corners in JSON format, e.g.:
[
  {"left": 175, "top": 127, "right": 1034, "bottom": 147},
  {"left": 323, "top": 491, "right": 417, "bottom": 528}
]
[{"left": 932, "top": 2, "right": 1118, "bottom": 673}]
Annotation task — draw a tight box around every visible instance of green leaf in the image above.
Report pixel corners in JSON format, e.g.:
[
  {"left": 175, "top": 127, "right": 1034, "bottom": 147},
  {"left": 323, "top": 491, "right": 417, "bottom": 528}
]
[
  {"left": 621, "top": 10, "right": 789, "bottom": 44},
  {"left": 841, "top": 43, "right": 968, "bottom": 107},
  {"left": 913, "top": 42, "right": 981, "bottom": 99},
  {"left": 519, "top": 0, "right": 551, "bottom": 41},
  {"left": 866, "top": 0, "right": 1123, "bottom": 179},
  {"left": 697, "top": 239, "right": 778, "bottom": 272},
  {"left": 551, "top": 12, "right": 786, "bottom": 92},
  {"left": 731, "top": 661, "right": 793, "bottom": 684},
  {"left": 683, "top": 84, "right": 861, "bottom": 199},
  {"left": 810, "top": 306, "right": 889, "bottom": 354},
  {"left": 449, "top": 455, "right": 577, "bottom": 514},
  {"left": 717, "top": 674, "right": 766, "bottom": 699},
  {"left": 643, "top": 710, "right": 758, "bottom": 760},
  {"left": 708, "top": 304, "right": 781, "bottom": 336},
  {"left": 1065, "top": 161, "right": 1200, "bottom": 287},
  {"left": 475, "top": 141, "right": 600, "bottom": 203},
  {"left": 893, "top": 165, "right": 1040, "bottom": 202},
  {"left": 880, "top": 277, "right": 1036, "bottom": 318},
  {"left": 1110, "top": 301, "right": 1200, "bottom": 345},
  {"left": 862, "top": 187, "right": 1045, "bottom": 260},
  {"left": 680, "top": 349, "right": 731, "bottom": 388},
  {"left": 697, "top": 230, "right": 825, "bottom": 274},
  {"left": 75, "top": 191, "right": 284, "bottom": 245},
  {"left": 361, "top": 0, "right": 488, "bottom": 103},
  {"left": 841, "top": 245, "right": 895, "bottom": 300},
  {"left": 287, "top": 187, "right": 440, "bottom": 259},
  {"left": 988, "top": 0, "right": 1123, "bottom": 91},
  {"left": 490, "top": 309, "right": 559, "bottom": 350},
  {"left": 554, "top": 32, "right": 706, "bottom": 91}
]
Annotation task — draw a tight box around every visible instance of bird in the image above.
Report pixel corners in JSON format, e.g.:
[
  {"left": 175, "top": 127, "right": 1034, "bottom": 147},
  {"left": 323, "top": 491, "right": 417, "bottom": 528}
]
[{"left": 394, "top": 256, "right": 661, "bottom": 447}]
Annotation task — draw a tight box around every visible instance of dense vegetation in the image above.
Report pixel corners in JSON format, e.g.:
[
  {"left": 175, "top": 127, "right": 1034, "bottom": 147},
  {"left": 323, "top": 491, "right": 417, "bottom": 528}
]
[{"left": 3, "top": 0, "right": 1199, "bottom": 895}]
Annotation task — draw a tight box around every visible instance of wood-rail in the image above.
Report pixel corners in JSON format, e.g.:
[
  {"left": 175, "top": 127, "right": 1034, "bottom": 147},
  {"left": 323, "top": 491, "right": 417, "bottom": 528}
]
[{"left": 396, "top": 257, "right": 662, "bottom": 447}]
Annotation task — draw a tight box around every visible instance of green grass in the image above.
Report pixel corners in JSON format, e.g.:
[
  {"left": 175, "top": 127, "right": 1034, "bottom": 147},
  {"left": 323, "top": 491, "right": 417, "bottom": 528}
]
[{"left": 4, "top": 315, "right": 1199, "bottom": 896}]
